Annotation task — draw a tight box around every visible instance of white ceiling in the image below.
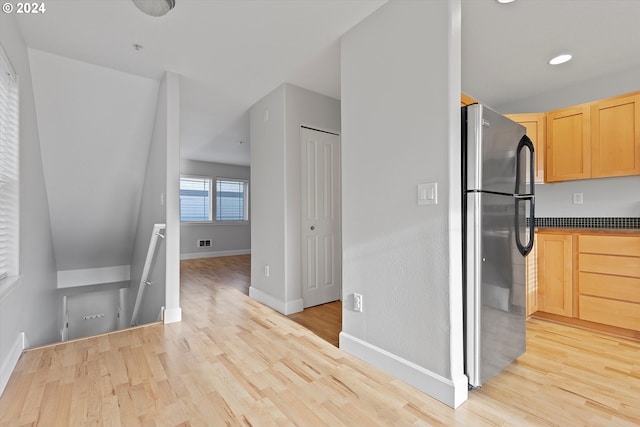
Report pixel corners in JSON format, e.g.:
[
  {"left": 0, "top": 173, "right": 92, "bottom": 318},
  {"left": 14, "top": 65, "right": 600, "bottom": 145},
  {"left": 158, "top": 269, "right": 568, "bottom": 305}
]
[
  {"left": 462, "top": 0, "right": 640, "bottom": 109},
  {"left": 15, "top": 0, "right": 640, "bottom": 166},
  {"left": 15, "top": 0, "right": 385, "bottom": 166}
]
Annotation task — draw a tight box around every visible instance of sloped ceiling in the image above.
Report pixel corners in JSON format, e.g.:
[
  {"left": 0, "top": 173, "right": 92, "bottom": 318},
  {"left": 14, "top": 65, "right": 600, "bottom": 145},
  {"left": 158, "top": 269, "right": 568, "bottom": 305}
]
[{"left": 29, "top": 49, "right": 159, "bottom": 271}]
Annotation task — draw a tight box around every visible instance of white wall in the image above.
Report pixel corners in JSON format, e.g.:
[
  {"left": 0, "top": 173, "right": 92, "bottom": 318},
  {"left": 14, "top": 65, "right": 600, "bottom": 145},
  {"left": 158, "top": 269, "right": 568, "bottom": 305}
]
[
  {"left": 179, "top": 159, "right": 250, "bottom": 258},
  {"left": 533, "top": 176, "right": 640, "bottom": 218},
  {"left": 0, "top": 13, "right": 58, "bottom": 395},
  {"left": 127, "top": 72, "right": 181, "bottom": 327},
  {"left": 65, "top": 286, "right": 122, "bottom": 340},
  {"left": 340, "top": 0, "right": 466, "bottom": 408},
  {"left": 249, "top": 84, "right": 340, "bottom": 314},
  {"left": 495, "top": 66, "right": 640, "bottom": 218}
]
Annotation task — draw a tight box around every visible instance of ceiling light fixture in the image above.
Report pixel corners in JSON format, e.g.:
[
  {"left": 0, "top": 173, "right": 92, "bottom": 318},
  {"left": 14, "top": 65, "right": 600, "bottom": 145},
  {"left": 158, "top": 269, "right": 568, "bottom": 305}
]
[
  {"left": 549, "top": 54, "right": 573, "bottom": 65},
  {"left": 496, "top": 0, "right": 516, "bottom": 4},
  {"left": 132, "top": 0, "right": 175, "bottom": 17}
]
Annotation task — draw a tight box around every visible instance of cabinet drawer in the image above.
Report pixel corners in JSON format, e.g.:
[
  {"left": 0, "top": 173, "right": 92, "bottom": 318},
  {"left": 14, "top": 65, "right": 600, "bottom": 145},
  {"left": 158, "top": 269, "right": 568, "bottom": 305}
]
[
  {"left": 579, "top": 295, "right": 640, "bottom": 331},
  {"left": 579, "top": 234, "right": 640, "bottom": 257},
  {"left": 579, "top": 253, "right": 640, "bottom": 277},
  {"left": 579, "top": 272, "right": 640, "bottom": 303}
]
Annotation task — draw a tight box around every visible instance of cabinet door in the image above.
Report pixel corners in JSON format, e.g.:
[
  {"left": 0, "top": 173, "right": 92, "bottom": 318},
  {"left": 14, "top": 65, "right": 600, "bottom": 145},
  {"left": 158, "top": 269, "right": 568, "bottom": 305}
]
[
  {"left": 506, "top": 113, "right": 546, "bottom": 183},
  {"left": 591, "top": 92, "right": 640, "bottom": 178},
  {"left": 525, "top": 234, "right": 539, "bottom": 316},
  {"left": 537, "top": 233, "right": 573, "bottom": 317},
  {"left": 546, "top": 104, "right": 591, "bottom": 182}
]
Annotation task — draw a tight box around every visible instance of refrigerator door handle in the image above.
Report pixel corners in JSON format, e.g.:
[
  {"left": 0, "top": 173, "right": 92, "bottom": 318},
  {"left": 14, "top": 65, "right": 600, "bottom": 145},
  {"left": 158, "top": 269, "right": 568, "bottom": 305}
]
[
  {"left": 514, "top": 195, "right": 535, "bottom": 256},
  {"left": 515, "top": 134, "right": 535, "bottom": 196},
  {"left": 514, "top": 135, "right": 535, "bottom": 257}
]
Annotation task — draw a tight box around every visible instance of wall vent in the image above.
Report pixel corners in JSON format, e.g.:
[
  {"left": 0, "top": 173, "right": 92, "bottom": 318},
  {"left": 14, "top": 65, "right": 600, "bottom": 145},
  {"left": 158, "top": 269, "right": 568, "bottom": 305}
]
[{"left": 197, "top": 239, "right": 212, "bottom": 248}]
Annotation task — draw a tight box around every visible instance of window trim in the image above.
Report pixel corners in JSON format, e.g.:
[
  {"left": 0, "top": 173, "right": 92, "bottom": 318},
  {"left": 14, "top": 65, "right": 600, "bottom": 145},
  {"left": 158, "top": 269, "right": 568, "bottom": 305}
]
[
  {"left": 215, "top": 177, "right": 249, "bottom": 223},
  {"left": 179, "top": 175, "right": 213, "bottom": 223},
  {"left": 0, "top": 44, "right": 20, "bottom": 289}
]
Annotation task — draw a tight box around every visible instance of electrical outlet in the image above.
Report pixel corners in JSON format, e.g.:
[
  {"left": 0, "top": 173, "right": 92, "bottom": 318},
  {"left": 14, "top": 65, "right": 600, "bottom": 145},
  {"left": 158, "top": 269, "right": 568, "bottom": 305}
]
[
  {"left": 264, "top": 265, "right": 270, "bottom": 277},
  {"left": 572, "top": 193, "right": 584, "bottom": 204},
  {"left": 353, "top": 293, "right": 363, "bottom": 312}
]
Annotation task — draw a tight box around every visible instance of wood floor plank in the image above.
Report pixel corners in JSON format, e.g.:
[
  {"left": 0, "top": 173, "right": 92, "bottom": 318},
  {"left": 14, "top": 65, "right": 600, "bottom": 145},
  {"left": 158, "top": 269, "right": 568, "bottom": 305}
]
[{"left": 1, "top": 254, "right": 639, "bottom": 426}]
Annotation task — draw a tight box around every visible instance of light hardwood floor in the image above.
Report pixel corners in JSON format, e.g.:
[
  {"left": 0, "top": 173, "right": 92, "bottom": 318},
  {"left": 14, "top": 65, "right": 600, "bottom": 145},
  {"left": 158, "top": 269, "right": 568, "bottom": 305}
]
[
  {"left": 1, "top": 255, "right": 639, "bottom": 426},
  {"left": 287, "top": 301, "right": 341, "bottom": 348}
]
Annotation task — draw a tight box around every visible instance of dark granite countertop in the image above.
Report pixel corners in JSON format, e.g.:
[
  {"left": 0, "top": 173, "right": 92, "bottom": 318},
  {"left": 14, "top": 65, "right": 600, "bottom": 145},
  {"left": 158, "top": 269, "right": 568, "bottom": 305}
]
[{"left": 535, "top": 227, "right": 640, "bottom": 235}]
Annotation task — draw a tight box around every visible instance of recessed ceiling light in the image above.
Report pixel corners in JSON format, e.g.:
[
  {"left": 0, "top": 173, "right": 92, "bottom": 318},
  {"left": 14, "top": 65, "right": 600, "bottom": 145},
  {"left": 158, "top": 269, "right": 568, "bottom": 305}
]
[
  {"left": 549, "top": 54, "right": 573, "bottom": 65},
  {"left": 496, "top": 0, "right": 516, "bottom": 3}
]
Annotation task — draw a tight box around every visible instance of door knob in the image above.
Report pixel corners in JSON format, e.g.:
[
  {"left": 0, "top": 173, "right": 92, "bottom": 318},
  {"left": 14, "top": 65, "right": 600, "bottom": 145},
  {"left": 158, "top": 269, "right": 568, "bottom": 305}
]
[{"left": 310, "top": 226, "right": 315, "bottom": 230}]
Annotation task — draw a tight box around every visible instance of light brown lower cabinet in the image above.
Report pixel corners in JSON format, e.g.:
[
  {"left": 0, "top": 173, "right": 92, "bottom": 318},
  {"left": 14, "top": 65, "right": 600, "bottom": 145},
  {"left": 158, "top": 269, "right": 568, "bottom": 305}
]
[
  {"left": 535, "top": 230, "right": 640, "bottom": 336},
  {"left": 577, "top": 234, "right": 640, "bottom": 331},
  {"left": 525, "top": 234, "right": 538, "bottom": 316},
  {"left": 537, "top": 232, "right": 574, "bottom": 317}
]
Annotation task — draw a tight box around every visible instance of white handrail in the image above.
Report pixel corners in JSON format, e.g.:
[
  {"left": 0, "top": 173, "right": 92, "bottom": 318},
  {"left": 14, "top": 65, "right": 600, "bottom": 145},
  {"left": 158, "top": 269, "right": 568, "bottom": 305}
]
[{"left": 130, "top": 223, "right": 166, "bottom": 326}]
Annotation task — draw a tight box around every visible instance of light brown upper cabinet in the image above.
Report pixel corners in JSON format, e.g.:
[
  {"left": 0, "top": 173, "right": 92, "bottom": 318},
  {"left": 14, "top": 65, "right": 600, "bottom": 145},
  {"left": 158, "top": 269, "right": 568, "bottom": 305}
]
[
  {"left": 591, "top": 92, "right": 640, "bottom": 178},
  {"left": 506, "top": 113, "right": 546, "bottom": 183},
  {"left": 461, "top": 93, "right": 476, "bottom": 107},
  {"left": 546, "top": 103, "right": 591, "bottom": 182}
]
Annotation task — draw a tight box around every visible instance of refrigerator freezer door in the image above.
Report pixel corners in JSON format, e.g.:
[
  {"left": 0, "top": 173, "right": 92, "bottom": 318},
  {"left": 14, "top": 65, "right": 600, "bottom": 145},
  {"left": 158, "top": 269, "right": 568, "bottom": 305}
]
[
  {"left": 466, "top": 191, "right": 526, "bottom": 387},
  {"left": 466, "top": 104, "right": 526, "bottom": 194}
]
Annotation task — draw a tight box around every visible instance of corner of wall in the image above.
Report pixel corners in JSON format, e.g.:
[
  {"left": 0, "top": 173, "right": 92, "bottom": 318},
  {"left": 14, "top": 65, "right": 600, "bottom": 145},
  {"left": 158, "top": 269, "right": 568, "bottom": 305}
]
[
  {"left": 163, "top": 307, "right": 182, "bottom": 324},
  {"left": 249, "top": 286, "right": 303, "bottom": 315},
  {"left": 0, "top": 332, "right": 25, "bottom": 396}
]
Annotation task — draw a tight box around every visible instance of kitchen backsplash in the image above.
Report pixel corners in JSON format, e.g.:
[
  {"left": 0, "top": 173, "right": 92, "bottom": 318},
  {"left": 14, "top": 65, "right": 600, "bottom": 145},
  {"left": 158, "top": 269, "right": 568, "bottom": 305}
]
[{"left": 532, "top": 217, "right": 640, "bottom": 229}]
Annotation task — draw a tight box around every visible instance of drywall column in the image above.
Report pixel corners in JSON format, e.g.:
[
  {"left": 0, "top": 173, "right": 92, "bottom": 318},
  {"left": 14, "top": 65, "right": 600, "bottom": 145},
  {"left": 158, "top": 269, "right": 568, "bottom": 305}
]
[
  {"left": 339, "top": 0, "right": 467, "bottom": 408},
  {"left": 128, "top": 71, "right": 181, "bottom": 326},
  {"left": 164, "top": 71, "right": 181, "bottom": 323},
  {"left": 249, "top": 84, "right": 340, "bottom": 314},
  {"left": 249, "top": 86, "right": 288, "bottom": 311}
]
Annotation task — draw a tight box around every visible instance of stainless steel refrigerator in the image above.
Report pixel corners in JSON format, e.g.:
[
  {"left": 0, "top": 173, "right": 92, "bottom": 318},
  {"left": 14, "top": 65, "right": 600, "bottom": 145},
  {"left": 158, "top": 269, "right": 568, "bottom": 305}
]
[{"left": 462, "top": 103, "right": 535, "bottom": 388}]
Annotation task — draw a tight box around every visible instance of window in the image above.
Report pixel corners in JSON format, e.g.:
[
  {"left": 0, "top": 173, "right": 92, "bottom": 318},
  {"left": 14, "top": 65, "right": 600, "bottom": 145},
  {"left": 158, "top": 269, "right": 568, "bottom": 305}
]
[
  {"left": 0, "top": 47, "right": 19, "bottom": 283},
  {"left": 179, "top": 176, "right": 212, "bottom": 222},
  {"left": 216, "top": 178, "right": 248, "bottom": 221}
]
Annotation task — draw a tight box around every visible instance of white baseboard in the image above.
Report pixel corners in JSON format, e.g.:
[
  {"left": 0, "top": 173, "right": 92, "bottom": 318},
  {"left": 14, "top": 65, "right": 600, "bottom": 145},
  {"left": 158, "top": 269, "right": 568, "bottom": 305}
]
[
  {"left": 163, "top": 307, "right": 182, "bottom": 324},
  {"left": 248, "top": 286, "right": 303, "bottom": 315},
  {"left": 0, "top": 332, "right": 25, "bottom": 396},
  {"left": 339, "top": 332, "right": 468, "bottom": 408},
  {"left": 180, "top": 249, "right": 251, "bottom": 260}
]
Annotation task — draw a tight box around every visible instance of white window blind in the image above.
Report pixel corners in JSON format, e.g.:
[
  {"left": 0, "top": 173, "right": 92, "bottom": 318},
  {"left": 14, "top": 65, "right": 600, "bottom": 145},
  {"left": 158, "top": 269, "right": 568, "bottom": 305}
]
[
  {"left": 179, "top": 176, "right": 212, "bottom": 222},
  {"left": 216, "top": 178, "right": 248, "bottom": 221},
  {"left": 0, "top": 47, "right": 19, "bottom": 282}
]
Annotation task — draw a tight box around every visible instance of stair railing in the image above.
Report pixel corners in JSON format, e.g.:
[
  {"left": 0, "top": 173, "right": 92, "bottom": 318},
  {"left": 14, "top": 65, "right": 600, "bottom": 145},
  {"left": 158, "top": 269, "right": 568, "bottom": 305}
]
[{"left": 130, "top": 223, "right": 166, "bottom": 326}]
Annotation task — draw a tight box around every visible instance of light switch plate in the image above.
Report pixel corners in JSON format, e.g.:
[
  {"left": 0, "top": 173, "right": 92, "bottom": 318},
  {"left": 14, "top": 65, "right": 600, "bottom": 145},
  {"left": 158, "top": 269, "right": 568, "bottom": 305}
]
[{"left": 418, "top": 183, "right": 437, "bottom": 205}]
